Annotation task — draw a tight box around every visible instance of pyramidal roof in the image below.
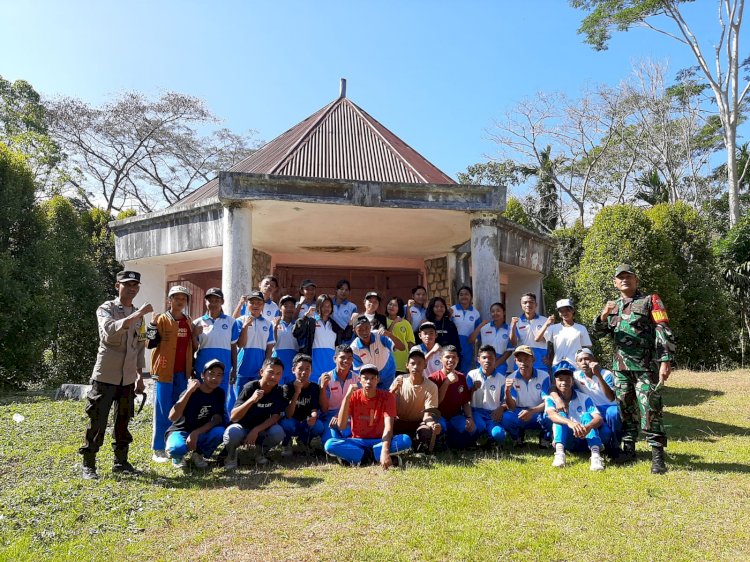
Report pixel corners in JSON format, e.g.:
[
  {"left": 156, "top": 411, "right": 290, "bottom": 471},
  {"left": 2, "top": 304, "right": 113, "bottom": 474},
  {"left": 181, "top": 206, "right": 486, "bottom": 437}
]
[{"left": 177, "top": 84, "right": 455, "bottom": 207}]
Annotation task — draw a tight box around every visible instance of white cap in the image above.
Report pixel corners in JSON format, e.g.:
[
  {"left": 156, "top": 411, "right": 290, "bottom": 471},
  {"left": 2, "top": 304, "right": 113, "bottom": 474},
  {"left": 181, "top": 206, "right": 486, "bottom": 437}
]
[
  {"left": 168, "top": 285, "right": 191, "bottom": 298},
  {"left": 576, "top": 348, "right": 594, "bottom": 359},
  {"left": 556, "top": 298, "right": 574, "bottom": 310}
]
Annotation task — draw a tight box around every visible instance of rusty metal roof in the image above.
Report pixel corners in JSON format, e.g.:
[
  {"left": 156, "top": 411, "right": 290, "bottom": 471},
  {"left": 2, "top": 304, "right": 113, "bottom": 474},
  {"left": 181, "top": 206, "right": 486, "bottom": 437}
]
[{"left": 176, "top": 93, "right": 455, "bottom": 207}]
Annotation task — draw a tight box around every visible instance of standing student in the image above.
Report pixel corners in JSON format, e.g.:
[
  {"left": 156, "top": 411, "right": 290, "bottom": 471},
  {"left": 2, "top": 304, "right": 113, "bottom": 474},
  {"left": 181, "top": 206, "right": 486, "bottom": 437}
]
[
  {"left": 193, "top": 287, "right": 240, "bottom": 412},
  {"left": 332, "top": 279, "right": 357, "bottom": 342},
  {"left": 536, "top": 298, "right": 592, "bottom": 366},
  {"left": 280, "top": 353, "right": 324, "bottom": 456},
  {"left": 147, "top": 285, "right": 196, "bottom": 463},
  {"left": 165, "top": 359, "right": 227, "bottom": 469},
  {"left": 386, "top": 297, "right": 416, "bottom": 374},
  {"left": 354, "top": 291, "right": 388, "bottom": 331},
  {"left": 451, "top": 286, "right": 482, "bottom": 375},
  {"left": 350, "top": 315, "right": 402, "bottom": 391},
  {"left": 231, "top": 275, "right": 280, "bottom": 321},
  {"left": 405, "top": 285, "right": 428, "bottom": 333},
  {"left": 79, "top": 270, "right": 153, "bottom": 479},
  {"left": 469, "top": 302, "right": 514, "bottom": 374},
  {"left": 272, "top": 294, "right": 300, "bottom": 386},
  {"left": 426, "top": 297, "right": 461, "bottom": 355},
  {"left": 233, "top": 291, "right": 275, "bottom": 410},
  {"left": 293, "top": 294, "right": 342, "bottom": 384},
  {"left": 509, "top": 293, "right": 548, "bottom": 370},
  {"left": 295, "top": 279, "right": 318, "bottom": 320}
]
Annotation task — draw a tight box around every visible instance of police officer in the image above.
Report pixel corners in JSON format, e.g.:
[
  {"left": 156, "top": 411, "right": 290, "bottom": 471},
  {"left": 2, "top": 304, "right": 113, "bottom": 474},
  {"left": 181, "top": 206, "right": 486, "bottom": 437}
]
[
  {"left": 79, "top": 271, "right": 153, "bottom": 479},
  {"left": 592, "top": 264, "right": 675, "bottom": 474}
]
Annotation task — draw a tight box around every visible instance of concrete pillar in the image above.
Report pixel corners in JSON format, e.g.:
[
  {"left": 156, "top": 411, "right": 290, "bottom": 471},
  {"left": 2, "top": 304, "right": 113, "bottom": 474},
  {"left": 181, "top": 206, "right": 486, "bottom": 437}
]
[
  {"left": 470, "top": 213, "right": 502, "bottom": 319},
  {"left": 123, "top": 259, "right": 166, "bottom": 373},
  {"left": 221, "top": 203, "right": 253, "bottom": 311}
]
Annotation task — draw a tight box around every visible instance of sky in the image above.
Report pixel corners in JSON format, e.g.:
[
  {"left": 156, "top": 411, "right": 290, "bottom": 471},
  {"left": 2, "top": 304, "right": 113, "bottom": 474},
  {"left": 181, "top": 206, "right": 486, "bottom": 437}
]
[{"left": 0, "top": 1, "right": 738, "bottom": 184}]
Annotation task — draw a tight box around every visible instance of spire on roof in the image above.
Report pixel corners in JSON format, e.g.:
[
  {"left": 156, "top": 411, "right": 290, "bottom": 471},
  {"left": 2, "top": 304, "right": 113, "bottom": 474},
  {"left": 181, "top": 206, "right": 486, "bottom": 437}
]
[{"left": 339, "top": 78, "right": 347, "bottom": 99}]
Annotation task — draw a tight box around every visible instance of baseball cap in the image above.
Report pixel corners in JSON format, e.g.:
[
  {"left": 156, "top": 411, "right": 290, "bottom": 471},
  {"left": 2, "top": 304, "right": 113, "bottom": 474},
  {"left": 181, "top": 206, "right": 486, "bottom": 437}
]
[
  {"left": 408, "top": 346, "right": 426, "bottom": 360},
  {"left": 552, "top": 361, "right": 576, "bottom": 377},
  {"left": 614, "top": 263, "right": 636, "bottom": 277},
  {"left": 513, "top": 345, "right": 534, "bottom": 357},
  {"left": 353, "top": 315, "right": 371, "bottom": 328},
  {"left": 203, "top": 358, "right": 226, "bottom": 373},
  {"left": 365, "top": 291, "right": 381, "bottom": 301},
  {"left": 205, "top": 287, "right": 224, "bottom": 299},
  {"left": 279, "top": 294, "right": 296, "bottom": 306},
  {"left": 556, "top": 298, "right": 574, "bottom": 310},
  {"left": 576, "top": 348, "right": 594, "bottom": 359},
  {"left": 247, "top": 290, "right": 264, "bottom": 301},
  {"left": 168, "top": 285, "right": 191, "bottom": 298},
  {"left": 359, "top": 363, "right": 380, "bottom": 375},
  {"left": 116, "top": 270, "right": 141, "bottom": 284},
  {"left": 300, "top": 279, "right": 317, "bottom": 289},
  {"left": 418, "top": 321, "right": 437, "bottom": 332}
]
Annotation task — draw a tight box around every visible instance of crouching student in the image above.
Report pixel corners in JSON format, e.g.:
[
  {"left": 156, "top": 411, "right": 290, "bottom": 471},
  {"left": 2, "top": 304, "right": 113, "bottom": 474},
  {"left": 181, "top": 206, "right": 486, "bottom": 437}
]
[
  {"left": 350, "top": 314, "right": 402, "bottom": 391},
  {"left": 280, "top": 353, "right": 324, "bottom": 456},
  {"left": 428, "top": 345, "right": 475, "bottom": 449},
  {"left": 389, "top": 347, "right": 441, "bottom": 453},
  {"left": 544, "top": 362, "right": 606, "bottom": 471},
  {"left": 318, "top": 345, "right": 359, "bottom": 445},
  {"left": 324, "top": 364, "right": 411, "bottom": 468},
  {"left": 501, "top": 345, "right": 552, "bottom": 448},
  {"left": 165, "top": 359, "right": 227, "bottom": 468},
  {"left": 466, "top": 345, "right": 508, "bottom": 447},
  {"left": 223, "top": 358, "right": 286, "bottom": 468}
]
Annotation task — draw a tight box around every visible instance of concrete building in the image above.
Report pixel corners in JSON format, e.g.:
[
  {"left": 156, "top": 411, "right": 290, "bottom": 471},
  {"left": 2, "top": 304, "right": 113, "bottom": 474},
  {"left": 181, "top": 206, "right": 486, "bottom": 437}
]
[{"left": 110, "top": 81, "right": 554, "bottom": 351}]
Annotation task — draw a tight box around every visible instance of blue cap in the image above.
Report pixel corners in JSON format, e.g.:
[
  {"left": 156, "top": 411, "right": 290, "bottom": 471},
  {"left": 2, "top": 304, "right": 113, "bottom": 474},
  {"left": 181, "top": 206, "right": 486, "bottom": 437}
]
[{"left": 552, "top": 361, "right": 576, "bottom": 377}]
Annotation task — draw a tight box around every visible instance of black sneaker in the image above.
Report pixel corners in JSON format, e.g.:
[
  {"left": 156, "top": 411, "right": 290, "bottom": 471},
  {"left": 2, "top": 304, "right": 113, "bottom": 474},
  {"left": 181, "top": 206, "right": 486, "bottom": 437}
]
[
  {"left": 81, "top": 466, "right": 99, "bottom": 480},
  {"left": 612, "top": 441, "right": 637, "bottom": 464},
  {"left": 112, "top": 461, "right": 141, "bottom": 475}
]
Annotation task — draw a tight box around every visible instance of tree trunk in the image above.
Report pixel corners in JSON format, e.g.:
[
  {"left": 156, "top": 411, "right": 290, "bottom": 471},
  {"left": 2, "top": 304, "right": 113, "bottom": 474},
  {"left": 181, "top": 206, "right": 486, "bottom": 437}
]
[{"left": 727, "top": 127, "right": 741, "bottom": 227}]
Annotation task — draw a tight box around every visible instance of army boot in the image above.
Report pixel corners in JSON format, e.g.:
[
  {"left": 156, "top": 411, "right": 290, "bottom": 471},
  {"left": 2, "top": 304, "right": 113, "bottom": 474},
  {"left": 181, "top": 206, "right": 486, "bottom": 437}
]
[
  {"left": 112, "top": 448, "right": 141, "bottom": 475},
  {"left": 651, "top": 446, "right": 667, "bottom": 474},
  {"left": 81, "top": 453, "right": 99, "bottom": 480},
  {"left": 612, "top": 441, "right": 636, "bottom": 464}
]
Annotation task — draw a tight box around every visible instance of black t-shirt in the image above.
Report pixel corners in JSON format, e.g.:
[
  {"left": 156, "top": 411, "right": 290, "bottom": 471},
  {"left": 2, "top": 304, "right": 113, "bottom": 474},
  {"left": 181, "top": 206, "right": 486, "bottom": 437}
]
[
  {"left": 235, "top": 380, "right": 287, "bottom": 430},
  {"left": 166, "top": 386, "right": 226, "bottom": 438},
  {"left": 282, "top": 382, "right": 321, "bottom": 421}
]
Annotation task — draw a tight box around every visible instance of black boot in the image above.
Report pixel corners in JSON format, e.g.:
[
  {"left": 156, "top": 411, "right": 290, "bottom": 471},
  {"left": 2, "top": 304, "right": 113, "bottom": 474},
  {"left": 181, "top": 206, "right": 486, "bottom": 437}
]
[
  {"left": 611, "top": 441, "right": 636, "bottom": 465},
  {"left": 81, "top": 453, "right": 99, "bottom": 480},
  {"left": 112, "top": 448, "right": 141, "bottom": 475},
  {"left": 651, "top": 446, "right": 667, "bottom": 474}
]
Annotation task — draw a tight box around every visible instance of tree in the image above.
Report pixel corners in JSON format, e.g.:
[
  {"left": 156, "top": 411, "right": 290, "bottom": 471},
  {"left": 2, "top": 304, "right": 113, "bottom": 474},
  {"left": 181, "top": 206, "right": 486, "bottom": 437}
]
[
  {"left": 47, "top": 91, "right": 258, "bottom": 213},
  {"left": 572, "top": 0, "right": 750, "bottom": 227},
  {"left": 543, "top": 221, "right": 587, "bottom": 308}
]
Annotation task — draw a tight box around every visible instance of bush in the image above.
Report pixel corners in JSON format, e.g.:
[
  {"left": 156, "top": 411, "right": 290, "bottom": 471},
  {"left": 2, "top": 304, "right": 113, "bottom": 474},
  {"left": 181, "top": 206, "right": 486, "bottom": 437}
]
[{"left": 543, "top": 221, "right": 587, "bottom": 309}]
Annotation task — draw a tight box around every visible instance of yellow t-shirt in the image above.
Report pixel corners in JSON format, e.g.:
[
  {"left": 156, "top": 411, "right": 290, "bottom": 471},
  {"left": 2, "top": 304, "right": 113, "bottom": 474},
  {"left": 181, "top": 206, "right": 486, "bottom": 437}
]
[{"left": 387, "top": 318, "right": 416, "bottom": 372}]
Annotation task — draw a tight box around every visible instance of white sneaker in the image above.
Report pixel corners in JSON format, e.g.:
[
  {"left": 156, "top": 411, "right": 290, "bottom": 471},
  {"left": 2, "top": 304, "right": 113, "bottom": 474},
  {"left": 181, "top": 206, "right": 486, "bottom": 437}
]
[
  {"left": 171, "top": 456, "right": 186, "bottom": 469},
  {"left": 224, "top": 450, "right": 238, "bottom": 470},
  {"left": 191, "top": 452, "right": 208, "bottom": 468},
  {"left": 152, "top": 449, "right": 169, "bottom": 463},
  {"left": 281, "top": 445, "right": 294, "bottom": 458},
  {"left": 590, "top": 454, "right": 605, "bottom": 472},
  {"left": 552, "top": 451, "right": 566, "bottom": 468},
  {"left": 256, "top": 454, "right": 269, "bottom": 465}
]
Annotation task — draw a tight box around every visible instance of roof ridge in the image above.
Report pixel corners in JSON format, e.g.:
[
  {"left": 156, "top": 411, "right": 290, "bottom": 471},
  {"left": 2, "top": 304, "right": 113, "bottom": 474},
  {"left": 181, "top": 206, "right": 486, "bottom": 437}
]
[
  {"left": 344, "top": 98, "right": 429, "bottom": 183},
  {"left": 269, "top": 98, "right": 338, "bottom": 175}
]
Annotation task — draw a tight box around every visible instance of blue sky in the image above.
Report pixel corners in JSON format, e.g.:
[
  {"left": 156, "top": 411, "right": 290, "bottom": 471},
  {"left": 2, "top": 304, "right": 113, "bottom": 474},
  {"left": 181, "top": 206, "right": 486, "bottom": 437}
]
[{"left": 0, "top": 1, "right": 733, "bottom": 181}]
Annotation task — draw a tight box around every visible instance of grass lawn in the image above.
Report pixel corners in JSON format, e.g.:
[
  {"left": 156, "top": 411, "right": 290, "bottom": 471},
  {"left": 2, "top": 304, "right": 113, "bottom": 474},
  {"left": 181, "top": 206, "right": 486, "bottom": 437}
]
[{"left": 1, "top": 369, "right": 749, "bottom": 562}]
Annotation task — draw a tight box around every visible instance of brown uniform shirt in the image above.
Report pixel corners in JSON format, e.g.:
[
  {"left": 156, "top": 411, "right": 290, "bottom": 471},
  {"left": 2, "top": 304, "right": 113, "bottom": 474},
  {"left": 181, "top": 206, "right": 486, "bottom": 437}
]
[
  {"left": 394, "top": 375, "right": 438, "bottom": 422},
  {"left": 91, "top": 298, "right": 146, "bottom": 385}
]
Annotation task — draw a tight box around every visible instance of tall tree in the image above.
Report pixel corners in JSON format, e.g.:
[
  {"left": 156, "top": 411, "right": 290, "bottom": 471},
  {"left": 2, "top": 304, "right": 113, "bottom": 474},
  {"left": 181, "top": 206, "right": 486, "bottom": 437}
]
[{"left": 571, "top": 0, "right": 750, "bottom": 226}]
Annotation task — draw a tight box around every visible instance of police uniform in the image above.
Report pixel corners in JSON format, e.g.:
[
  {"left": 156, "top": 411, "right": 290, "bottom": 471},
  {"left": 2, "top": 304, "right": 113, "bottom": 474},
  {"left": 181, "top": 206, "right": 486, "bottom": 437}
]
[{"left": 79, "top": 271, "right": 146, "bottom": 474}]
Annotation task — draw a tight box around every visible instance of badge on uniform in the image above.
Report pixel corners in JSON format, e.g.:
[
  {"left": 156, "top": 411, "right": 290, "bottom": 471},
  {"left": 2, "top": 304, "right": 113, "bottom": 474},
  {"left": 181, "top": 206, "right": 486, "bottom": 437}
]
[{"left": 650, "top": 294, "right": 669, "bottom": 324}]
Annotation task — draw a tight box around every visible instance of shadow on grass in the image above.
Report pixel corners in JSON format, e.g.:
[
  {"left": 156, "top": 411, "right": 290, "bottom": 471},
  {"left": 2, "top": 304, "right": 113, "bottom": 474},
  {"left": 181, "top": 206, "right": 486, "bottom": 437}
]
[
  {"left": 0, "top": 391, "right": 55, "bottom": 406},
  {"left": 666, "top": 451, "right": 750, "bottom": 474},
  {"left": 665, "top": 411, "right": 750, "bottom": 441},
  {"left": 663, "top": 386, "right": 724, "bottom": 407}
]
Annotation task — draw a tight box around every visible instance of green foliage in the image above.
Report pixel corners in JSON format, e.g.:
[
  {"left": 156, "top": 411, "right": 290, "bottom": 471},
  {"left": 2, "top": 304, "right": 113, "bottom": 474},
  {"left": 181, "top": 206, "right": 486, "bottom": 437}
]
[
  {"left": 457, "top": 160, "right": 521, "bottom": 186},
  {"left": 543, "top": 221, "right": 587, "bottom": 308},
  {"left": 570, "top": 0, "right": 669, "bottom": 51},
  {"left": 502, "top": 196, "right": 537, "bottom": 232},
  {"left": 646, "top": 202, "right": 733, "bottom": 367},
  {"left": 0, "top": 144, "right": 50, "bottom": 388}
]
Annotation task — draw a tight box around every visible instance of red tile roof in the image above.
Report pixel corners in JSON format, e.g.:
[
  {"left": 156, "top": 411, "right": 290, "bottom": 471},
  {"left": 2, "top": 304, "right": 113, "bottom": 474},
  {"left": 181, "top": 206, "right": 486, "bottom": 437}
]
[{"left": 176, "top": 94, "right": 455, "bottom": 207}]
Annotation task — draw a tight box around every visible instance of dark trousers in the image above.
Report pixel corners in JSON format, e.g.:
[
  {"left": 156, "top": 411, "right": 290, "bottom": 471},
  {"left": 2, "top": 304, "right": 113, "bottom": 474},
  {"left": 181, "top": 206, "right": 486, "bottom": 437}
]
[{"left": 79, "top": 380, "right": 135, "bottom": 457}]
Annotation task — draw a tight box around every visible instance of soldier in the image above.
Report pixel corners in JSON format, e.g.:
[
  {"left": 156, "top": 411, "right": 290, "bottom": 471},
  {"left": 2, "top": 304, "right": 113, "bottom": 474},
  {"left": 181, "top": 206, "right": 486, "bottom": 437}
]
[
  {"left": 592, "top": 264, "right": 675, "bottom": 474},
  {"left": 79, "top": 270, "right": 153, "bottom": 479}
]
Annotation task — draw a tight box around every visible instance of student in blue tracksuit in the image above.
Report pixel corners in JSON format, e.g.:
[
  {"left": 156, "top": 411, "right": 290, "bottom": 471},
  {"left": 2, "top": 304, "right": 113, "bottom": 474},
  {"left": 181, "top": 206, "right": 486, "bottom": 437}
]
[
  {"left": 260, "top": 275, "right": 281, "bottom": 323},
  {"left": 332, "top": 279, "right": 357, "bottom": 342},
  {"left": 232, "top": 291, "right": 275, "bottom": 412},
  {"left": 509, "top": 293, "right": 549, "bottom": 370},
  {"left": 466, "top": 345, "right": 508, "bottom": 447},
  {"left": 293, "top": 294, "right": 342, "bottom": 384},
  {"left": 272, "top": 294, "right": 300, "bottom": 386},
  {"left": 468, "top": 302, "right": 514, "bottom": 375},
  {"left": 350, "top": 315, "right": 403, "bottom": 391},
  {"left": 451, "top": 286, "right": 482, "bottom": 374},
  {"left": 405, "top": 285, "right": 428, "bottom": 334},
  {"left": 193, "top": 287, "right": 241, "bottom": 413}
]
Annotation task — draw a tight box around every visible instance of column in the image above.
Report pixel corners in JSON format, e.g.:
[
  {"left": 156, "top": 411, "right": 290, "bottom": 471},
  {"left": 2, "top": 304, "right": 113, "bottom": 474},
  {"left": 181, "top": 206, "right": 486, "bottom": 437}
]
[
  {"left": 221, "top": 203, "right": 253, "bottom": 311},
  {"left": 470, "top": 213, "right": 502, "bottom": 320}
]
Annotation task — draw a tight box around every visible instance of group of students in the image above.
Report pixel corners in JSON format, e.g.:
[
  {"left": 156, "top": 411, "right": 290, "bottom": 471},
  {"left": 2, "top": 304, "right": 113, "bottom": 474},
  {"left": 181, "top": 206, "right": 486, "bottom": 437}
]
[{"left": 147, "top": 275, "right": 625, "bottom": 471}]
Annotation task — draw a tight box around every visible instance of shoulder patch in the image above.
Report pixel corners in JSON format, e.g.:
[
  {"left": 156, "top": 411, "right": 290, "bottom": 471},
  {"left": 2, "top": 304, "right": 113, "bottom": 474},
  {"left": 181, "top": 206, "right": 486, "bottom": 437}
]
[
  {"left": 97, "top": 308, "right": 112, "bottom": 318},
  {"left": 650, "top": 294, "right": 669, "bottom": 324}
]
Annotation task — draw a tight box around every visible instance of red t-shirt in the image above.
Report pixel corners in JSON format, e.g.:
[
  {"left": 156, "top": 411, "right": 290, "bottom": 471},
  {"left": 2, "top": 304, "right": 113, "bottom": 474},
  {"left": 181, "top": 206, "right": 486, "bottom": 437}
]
[
  {"left": 172, "top": 317, "right": 190, "bottom": 374},
  {"left": 348, "top": 389, "right": 397, "bottom": 439},
  {"left": 429, "top": 370, "right": 471, "bottom": 419}
]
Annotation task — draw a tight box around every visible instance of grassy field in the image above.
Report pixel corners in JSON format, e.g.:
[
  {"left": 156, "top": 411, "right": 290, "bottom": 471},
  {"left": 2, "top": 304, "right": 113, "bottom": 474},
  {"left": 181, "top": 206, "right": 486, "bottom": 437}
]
[{"left": 1, "top": 369, "right": 749, "bottom": 562}]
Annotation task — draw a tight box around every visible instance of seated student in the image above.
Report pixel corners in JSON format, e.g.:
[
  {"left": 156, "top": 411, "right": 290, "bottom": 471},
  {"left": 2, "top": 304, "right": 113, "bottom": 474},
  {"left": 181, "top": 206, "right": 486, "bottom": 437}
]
[
  {"left": 428, "top": 345, "right": 476, "bottom": 449},
  {"left": 193, "top": 287, "right": 240, "bottom": 413},
  {"left": 451, "top": 286, "right": 482, "bottom": 374},
  {"left": 318, "top": 345, "right": 360, "bottom": 445},
  {"left": 416, "top": 322, "right": 443, "bottom": 377},
  {"left": 293, "top": 293, "right": 342, "bottom": 384},
  {"left": 280, "top": 353, "right": 324, "bottom": 457},
  {"left": 405, "top": 285, "right": 428, "bottom": 334},
  {"left": 233, "top": 291, "right": 275, "bottom": 412},
  {"left": 223, "top": 358, "right": 287, "bottom": 468},
  {"left": 324, "top": 364, "right": 412, "bottom": 468},
  {"left": 466, "top": 345, "right": 508, "bottom": 447},
  {"left": 332, "top": 279, "right": 357, "bottom": 342},
  {"left": 350, "top": 315, "right": 403, "bottom": 391},
  {"left": 573, "top": 348, "right": 623, "bottom": 459},
  {"left": 536, "top": 299, "right": 592, "bottom": 366},
  {"left": 468, "top": 302, "right": 514, "bottom": 374},
  {"left": 544, "top": 362, "right": 606, "bottom": 471},
  {"left": 385, "top": 297, "right": 416, "bottom": 374},
  {"left": 389, "top": 347, "right": 442, "bottom": 452},
  {"left": 295, "top": 279, "right": 318, "bottom": 320},
  {"left": 165, "top": 359, "right": 227, "bottom": 468},
  {"left": 501, "top": 345, "right": 552, "bottom": 448},
  {"left": 272, "top": 294, "right": 300, "bottom": 386},
  {"left": 509, "top": 293, "right": 548, "bottom": 370}
]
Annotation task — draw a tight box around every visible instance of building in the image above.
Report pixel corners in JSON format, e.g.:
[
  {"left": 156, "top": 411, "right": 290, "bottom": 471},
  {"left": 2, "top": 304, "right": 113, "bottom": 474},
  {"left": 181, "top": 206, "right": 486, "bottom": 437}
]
[{"left": 110, "top": 80, "right": 553, "bottom": 338}]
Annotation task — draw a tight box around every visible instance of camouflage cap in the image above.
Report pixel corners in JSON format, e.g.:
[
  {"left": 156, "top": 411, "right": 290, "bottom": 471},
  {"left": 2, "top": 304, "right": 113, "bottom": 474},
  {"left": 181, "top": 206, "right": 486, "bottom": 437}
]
[{"left": 614, "top": 263, "right": 636, "bottom": 277}]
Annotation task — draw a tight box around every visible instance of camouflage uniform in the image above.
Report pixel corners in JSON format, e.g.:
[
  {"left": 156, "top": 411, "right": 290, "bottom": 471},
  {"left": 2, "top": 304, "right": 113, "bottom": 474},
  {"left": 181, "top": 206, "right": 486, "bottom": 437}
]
[{"left": 592, "top": 292, "right": 675, "bottom": 447}]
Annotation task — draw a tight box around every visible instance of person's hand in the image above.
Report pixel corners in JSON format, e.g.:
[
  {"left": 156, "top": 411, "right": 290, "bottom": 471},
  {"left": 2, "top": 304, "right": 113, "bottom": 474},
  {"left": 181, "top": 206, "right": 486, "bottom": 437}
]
[
  {"left": 569, "top": 420, "right": 587, "bottom": 439},
  {"left": 186, "top": 429, "right": 200, "bottom": 451},
  {"left": 546, "top": 314, "right": 555, "bottom": 325},
  {"left": 505, "top": 377, "right": 514, "bottom": 391},
  {"left": 491, "top": 405, "right": 505, "bottom": 422},
  {"left": 305, "top": 306, "right": 316, "bottom": 317},
  {"left": 465, "top": 417, "right": 475, "bottom": 433},
  {"left": 186, "top": 378, "right": 201, "bottom": 394},
  {"left": 390, "top": 375, "right": 403, "bottom": 393},
  {"left": 293, "top": 379, "right": 303, "bottom": 394},
  {"left": 273, "top": 315, "right": 282, "bottom": 327},
  {"left": 229, "top": 368, "right": 237, "bottom": 385},
  {"left": 430, "top": 420, "right": 442, "bottom": 435},
  {"left": 544, "top": 355, "right": 553, "bottom": 367},
  {"left": 380, "top": 447, "right": 392, "bottom": 470},
  {"left": 479, "top": 319, "right": 490, "bottom": 328},
  {"left": 518, "top": 409, "right": 531, "bottom": 422},
  {"left": 446, "top": 371, "right": 458, "bottom": 384},
  {"left": 601, "top": 301, "right": 617, "bottom": 320},
  {"left": 510, "top": 316, "right": 519, "bottom": 326},
  {"left": 193, "top": 323, "right": 203, "bottom": 337},
  {"left": 135, "top": 374, "right": 145, "bottom": 395},
  {"left": 659, "top": 361, "right": 671, "bottom": 383},
  {"left": 243, "top": 315, "right": 255, "bottom": 328},
  {"left": 307, "top": 414, "right": 317, "bottom": 427},
  {"left": 244, "top": 428, "right": 259, "bottom": 446},
  {"left": 319, "top": 373, "right": 331, "bottom": 388},
  {"left": 151, "top": 311, "right": 162, "bottom": 324},
  {"left": 250, "top": 389, "right": 264, "bottom": 403},
  {"left": 407, "top": 299, "right": 415, "bottom": 309},
  {"left": 589, "top": 361, "right": 601, "bottom": 376},
  {"left": 139, "top": 303, "right": 154, "bottom": 317},
  {"left": 552, "top": 394, "right": 566, "bottom": 413},
  {"left": 472, "top": 379, "right": 482, "bottom": 391},
  {"left": 344, "top": 383, "right": 357, "bottom": 398},
  {"left": 328, "top": 416, "right": 338, "bottom": 428}
]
